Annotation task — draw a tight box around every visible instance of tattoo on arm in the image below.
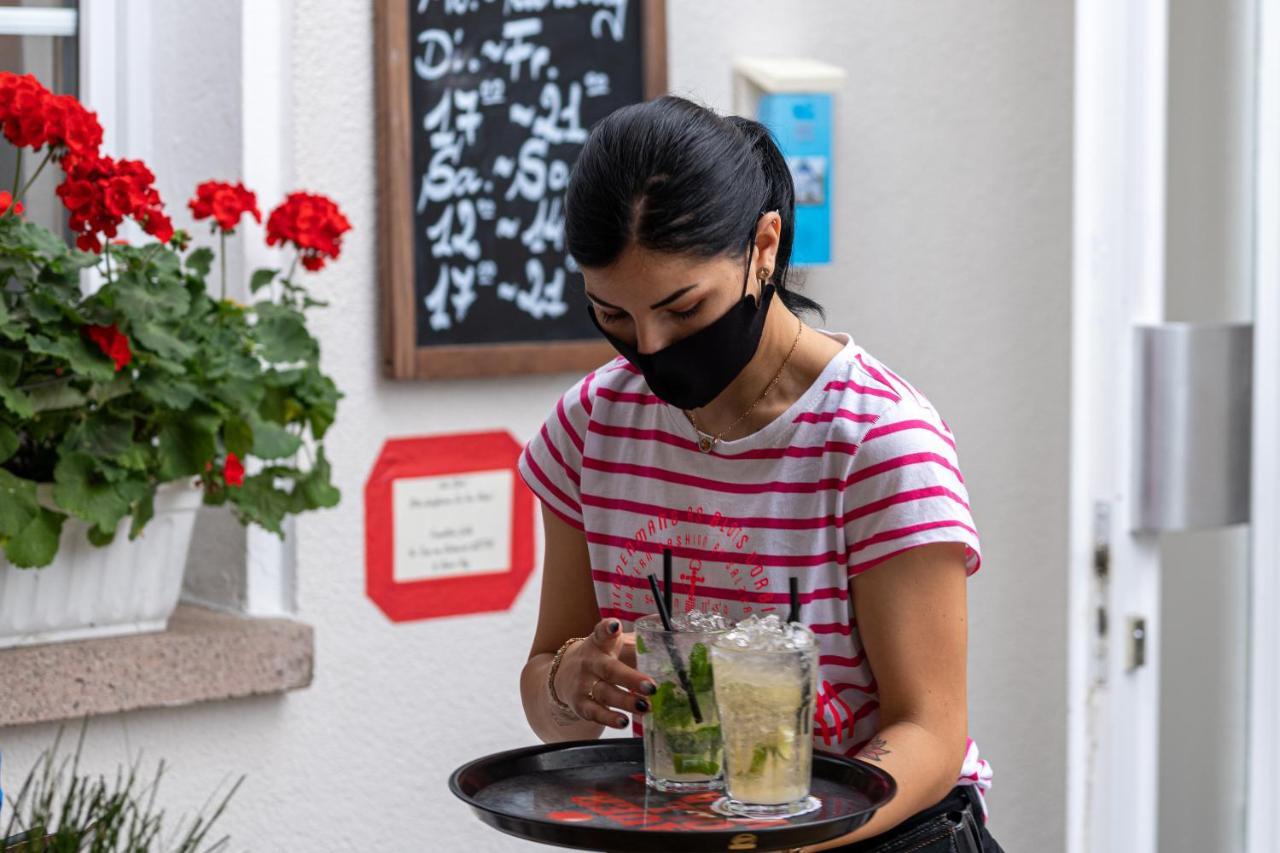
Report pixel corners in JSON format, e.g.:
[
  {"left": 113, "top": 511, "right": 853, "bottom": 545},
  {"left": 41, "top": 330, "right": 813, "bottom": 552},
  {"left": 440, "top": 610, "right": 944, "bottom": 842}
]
[{"left": 856, "top": 737, "right": 891, "bottom": 763}]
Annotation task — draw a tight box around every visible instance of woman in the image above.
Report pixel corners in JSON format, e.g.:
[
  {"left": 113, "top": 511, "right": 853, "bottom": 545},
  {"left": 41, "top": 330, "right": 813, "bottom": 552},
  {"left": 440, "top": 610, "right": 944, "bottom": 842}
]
[{"left": 517, "top": 95, "right": 1004, "bottom": 852}]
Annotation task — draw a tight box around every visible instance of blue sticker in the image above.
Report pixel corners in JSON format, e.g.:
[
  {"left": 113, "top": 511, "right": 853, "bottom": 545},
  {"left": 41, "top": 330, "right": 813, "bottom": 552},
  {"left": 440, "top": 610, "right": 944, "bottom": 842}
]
[{"left": 758, "top": 93, "right": 833, "bottom": 266}]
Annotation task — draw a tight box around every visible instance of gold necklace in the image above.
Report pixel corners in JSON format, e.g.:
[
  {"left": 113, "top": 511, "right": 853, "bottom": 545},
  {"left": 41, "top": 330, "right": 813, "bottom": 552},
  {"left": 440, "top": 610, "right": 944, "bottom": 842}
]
[{"left": 686, "top": 318, "right": 804, "bottom": 453}]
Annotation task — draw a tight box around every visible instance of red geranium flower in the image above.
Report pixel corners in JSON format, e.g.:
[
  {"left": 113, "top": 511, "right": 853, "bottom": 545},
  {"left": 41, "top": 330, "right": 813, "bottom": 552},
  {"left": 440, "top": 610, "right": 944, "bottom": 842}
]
[
  {"left": 265, "top": 191, "right": 352, "bottom": 271},
  {"left": 0, "top": 191, "right": 24, "bottom": 217},
  {"left": 57, "top": 152, "right": 171, "bottom": 252},
  {"left": 0, "top": 72, "right": 51, "bottom": 149},
  {"left": 224, "top": 453, "right": 245, "bottom": 488},
  {"left": 188, "top": 180, "right": 260, "bottom": 233},
  {"left": 82, "top": 323, "right": 132, "bottom": 371},
  {"left": 0, "top": 72, "right": 101, "bottom": 157}
]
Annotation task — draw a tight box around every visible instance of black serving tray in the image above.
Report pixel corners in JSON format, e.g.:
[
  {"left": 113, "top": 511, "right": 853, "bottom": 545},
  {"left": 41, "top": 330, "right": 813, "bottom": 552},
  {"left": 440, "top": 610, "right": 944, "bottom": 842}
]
[{"left": 448, "top": 737, "right": 896, "bottom": 852}]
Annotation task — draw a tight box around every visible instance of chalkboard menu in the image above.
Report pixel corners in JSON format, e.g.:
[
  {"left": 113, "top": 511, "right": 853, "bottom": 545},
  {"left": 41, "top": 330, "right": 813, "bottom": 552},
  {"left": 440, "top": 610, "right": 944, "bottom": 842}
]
[{"left": 376, "top": 0, "right": 667, "bottom": 379}]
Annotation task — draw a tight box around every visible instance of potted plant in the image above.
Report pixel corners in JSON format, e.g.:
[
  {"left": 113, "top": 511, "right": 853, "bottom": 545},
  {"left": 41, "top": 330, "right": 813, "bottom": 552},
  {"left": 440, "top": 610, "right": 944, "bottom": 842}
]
[
  {"left": 0, "top": 72, "right": 348, "bottom": 647},
  {"left": 2, "top": 724, "right": 242, "bottom": 851}
]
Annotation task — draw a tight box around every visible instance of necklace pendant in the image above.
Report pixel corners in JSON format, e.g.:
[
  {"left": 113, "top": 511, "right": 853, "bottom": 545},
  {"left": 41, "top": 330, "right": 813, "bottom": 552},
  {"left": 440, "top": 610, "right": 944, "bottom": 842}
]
[{"left": 697, "top": 435, "right": 715, "bottom": 453}]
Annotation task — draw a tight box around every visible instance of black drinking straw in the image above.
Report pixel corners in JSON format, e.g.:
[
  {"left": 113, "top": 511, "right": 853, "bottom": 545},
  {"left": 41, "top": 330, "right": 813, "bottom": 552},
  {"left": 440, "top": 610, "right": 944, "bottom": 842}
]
[
  {"left": 662, "top": 548, "right": 673, "bottom": 615},
  {"left": 787, "top": 576, "right": 801, "bottom": 624},
  {"left": 647, "top": 573, "right": 703, "bottom": 723}
]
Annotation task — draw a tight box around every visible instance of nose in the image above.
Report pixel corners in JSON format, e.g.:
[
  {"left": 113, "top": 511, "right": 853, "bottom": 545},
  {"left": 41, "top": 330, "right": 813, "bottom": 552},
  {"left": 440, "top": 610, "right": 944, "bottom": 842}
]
[{"left": 634, "top": 321, "right": 672, "bottom": 355}]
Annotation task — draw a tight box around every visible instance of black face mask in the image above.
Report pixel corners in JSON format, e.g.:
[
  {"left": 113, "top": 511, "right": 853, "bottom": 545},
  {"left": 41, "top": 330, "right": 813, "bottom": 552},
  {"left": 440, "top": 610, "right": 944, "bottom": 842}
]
[{"left": 588, "top": 255, "right": 775, "bottom": 411}]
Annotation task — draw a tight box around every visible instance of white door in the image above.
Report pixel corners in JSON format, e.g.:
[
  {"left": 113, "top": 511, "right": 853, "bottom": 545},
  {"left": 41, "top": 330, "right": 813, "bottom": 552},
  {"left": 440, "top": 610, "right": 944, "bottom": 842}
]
[{"left": 1069, "top": 1, "right": 1275, "bottom": 851}]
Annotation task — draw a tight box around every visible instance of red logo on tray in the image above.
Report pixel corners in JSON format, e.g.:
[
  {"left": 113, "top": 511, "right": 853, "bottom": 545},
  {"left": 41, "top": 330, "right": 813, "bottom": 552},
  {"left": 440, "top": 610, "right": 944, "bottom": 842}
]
[{"left": 365, "top": 430, "right": 534, "bottom": 622}]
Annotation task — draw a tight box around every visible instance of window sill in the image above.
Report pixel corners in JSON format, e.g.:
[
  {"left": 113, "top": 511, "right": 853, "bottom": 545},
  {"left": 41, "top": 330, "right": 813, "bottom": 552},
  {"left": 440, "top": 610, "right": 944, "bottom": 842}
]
[{"left": 0, "top": 605, "right": 313, "bottom": 728}]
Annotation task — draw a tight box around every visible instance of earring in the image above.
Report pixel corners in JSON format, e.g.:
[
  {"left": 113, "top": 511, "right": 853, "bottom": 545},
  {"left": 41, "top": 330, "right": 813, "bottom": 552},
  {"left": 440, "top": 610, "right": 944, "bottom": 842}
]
[{"left": 758, "top": 268, "right": 771, "bottom": 284}]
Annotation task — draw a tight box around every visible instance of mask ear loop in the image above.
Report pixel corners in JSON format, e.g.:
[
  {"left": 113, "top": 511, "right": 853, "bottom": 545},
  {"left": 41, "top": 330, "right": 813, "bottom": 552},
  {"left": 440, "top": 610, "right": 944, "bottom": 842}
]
[{"left": 742, "top": 209, "right": 768, "bottom": 304}]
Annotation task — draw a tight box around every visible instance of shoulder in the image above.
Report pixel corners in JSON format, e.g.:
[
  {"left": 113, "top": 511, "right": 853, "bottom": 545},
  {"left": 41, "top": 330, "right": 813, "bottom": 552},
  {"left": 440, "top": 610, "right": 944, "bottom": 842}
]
[{"left": 815, "top": 343, "right": 959, "bottom": 463}]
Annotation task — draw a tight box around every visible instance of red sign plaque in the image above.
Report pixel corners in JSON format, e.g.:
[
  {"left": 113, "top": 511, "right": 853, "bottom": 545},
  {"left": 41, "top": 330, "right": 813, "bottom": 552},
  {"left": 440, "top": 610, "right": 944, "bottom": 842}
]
[{"left": 365, "top": 430, "right": 534, "bottom": 622}]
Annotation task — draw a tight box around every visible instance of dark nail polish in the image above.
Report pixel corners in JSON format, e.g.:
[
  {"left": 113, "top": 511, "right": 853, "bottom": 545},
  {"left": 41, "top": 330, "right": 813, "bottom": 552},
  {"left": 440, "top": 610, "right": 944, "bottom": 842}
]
[
  {"left": 608, "top": 620, "right": 620, "bottom": 634},
  {"left": 636, "top": 699, "right": 650, "bottom": 712},
  {"left": 616, "top": 716, "right": 628, "bottom": 728},
  {"left": 642, "top": 682, "right": 657, "bottom": 696}
]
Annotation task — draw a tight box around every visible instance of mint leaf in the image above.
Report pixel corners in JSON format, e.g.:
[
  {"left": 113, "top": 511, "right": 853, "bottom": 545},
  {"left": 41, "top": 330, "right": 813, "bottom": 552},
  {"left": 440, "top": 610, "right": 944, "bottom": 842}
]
[
  {"left": 651, "top": 681, "right": 694, "bottom": 729},
  {"left": 672, "top": 756, "right": 720, "bottom": 776},
  {"left": 635, "top": 635, "right": 647, "bottom": 655},
  {"left": 688, "top": 642, "right": 714, "bottom": 694}
]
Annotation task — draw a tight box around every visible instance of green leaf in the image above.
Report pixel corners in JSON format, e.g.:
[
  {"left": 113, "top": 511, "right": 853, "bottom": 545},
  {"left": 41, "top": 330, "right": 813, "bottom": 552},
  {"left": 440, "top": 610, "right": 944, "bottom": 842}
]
[
  {"left": 131, "top": 321, "right": 196, "bottom": 361},
  {"left": 129, "top": 488, "right": 156, "bottom": 539},
  {"left": 253, "top": 305, "right": 316, "bottom": 363},
  {"left": 209, "top": 374, "right": 263, "bottom": 412},
  {"left": 186, "top": 246, "right": 214, "bottom": 277},
  {"left": 137, "top": 373, "right": 199, "bottom": 409},
  {"left": 230, "top": 473, "right": 293, "bottom": 535},
  {"left": 27, "top": 333, "right": 118, "bottom": 382},
  {"left": 156, "top": 415, "right": 217, "bottom": 480},
  {"left": 88, "top": 373, "right": 133, "bottom": 405},
  {"left": 651, "top": 681, "right": 694, "bottom": 729},
  {"left": 223, "top": 417, "right": 253, "bottom": 458},
  {"left": 112, "top": 269, "right": 191, "bottom": 321},
  {"left": 0, "top": 347, "right": 21, "bottom": 385},
  {"left": 249, "top": 268, "right": 278, "bottom": 294},
  {"left": 688, "top": 642, "right": 714, "bottom": 695},
  {"left": 250, "top": 419, "right": 301, "bottom": 459},
  {"left": 635, "top": 635, "right": 647, "bottom": 655},
  {"left": 0, "top": 384, "right": 34, "bottom": 418},
  {"left": 0, "top": 468, "right": 38, "bottom": 536},
  {"left": 3, "top": 505, "right": 65, "bottom": 568},
  {"left": 52, "top": 452, "right": 132, "bottom": 534},
  {"left": 0, "top": 422, "right": 17, "bottom": 463},
  {"left": 296, "top": 447, "right": 341, "bottom": 509},
  {"left": 66, "top": 412, "right": 134, "bottom": 457},
  {"left": 28, "top": 379, "right": 88, "bottom": 413},
  {"left": 87, "top": 525, "right": 116, "bottom": 547}
]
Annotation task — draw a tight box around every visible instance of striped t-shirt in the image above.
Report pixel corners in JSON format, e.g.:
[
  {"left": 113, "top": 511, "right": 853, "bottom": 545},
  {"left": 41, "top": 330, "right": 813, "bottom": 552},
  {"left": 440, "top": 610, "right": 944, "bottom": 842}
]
[{"left": 518, "top": 331, "right": 993, "bottom": 806}]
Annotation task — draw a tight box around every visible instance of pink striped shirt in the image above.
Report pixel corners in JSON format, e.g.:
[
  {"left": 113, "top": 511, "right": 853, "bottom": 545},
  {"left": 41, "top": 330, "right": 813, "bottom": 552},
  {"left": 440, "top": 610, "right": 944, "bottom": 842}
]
[{"left": 518, "top": 332, "right": 993, "bottom": 810}]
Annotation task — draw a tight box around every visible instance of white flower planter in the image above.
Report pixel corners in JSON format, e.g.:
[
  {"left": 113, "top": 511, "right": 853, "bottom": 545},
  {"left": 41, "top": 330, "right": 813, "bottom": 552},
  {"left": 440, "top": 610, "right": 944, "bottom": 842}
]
[{"left": 0, "top": 481, "right": 204, "bottom": 649}]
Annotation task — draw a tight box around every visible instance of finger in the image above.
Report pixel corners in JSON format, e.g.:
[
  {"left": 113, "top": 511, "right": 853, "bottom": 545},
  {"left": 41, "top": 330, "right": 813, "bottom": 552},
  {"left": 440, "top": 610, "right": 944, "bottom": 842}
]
[
  {"left": 574, "top": 689, "right": 632, "bottom": 730},
  {"left": 588, "top": 617, "right": 623, "bottom": 654},
  {"left": 591, "top": 653, "right": 658, "bottom": 698},
  {"left": 591, "top": 680, "right": 651, "bottom": 716}
]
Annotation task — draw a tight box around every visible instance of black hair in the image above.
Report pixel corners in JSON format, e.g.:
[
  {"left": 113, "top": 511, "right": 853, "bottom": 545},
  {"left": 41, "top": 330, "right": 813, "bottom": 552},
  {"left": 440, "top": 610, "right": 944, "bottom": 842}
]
[{"left": 565, "top": 95, "right": 824, "bottom": 319}]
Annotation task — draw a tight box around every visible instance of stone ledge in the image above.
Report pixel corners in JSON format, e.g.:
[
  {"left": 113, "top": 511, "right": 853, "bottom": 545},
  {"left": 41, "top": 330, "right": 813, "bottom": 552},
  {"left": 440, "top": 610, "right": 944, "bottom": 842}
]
[{"left": 0, "top": 605, "right": 313, "bottom": 728}]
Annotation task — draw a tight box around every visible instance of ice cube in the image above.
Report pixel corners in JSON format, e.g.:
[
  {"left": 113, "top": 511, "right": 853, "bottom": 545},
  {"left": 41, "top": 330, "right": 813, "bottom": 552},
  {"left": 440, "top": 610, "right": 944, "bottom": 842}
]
[
  {"left": 720, "top": 612, "right": 814, "bottom": 651},
  {"left": 672, "top": 610, "right": 732, "bottom": 632}
]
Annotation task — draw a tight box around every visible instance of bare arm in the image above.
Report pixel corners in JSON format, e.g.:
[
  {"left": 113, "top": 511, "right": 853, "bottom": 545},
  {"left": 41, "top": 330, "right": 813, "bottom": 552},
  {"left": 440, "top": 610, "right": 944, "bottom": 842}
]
[
  {"left": 802, "top": 542, "right": 971, "bottom": 851},
  {"left": 520, "top": 507, "right": 655, "bottom": 743}
]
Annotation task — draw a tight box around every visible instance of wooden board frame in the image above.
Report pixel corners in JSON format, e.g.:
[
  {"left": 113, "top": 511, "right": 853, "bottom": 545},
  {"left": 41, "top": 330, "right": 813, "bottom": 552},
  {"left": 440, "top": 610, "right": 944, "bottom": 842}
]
[{"left": 374, "top": 0, "right": 668, "bottom": 380}]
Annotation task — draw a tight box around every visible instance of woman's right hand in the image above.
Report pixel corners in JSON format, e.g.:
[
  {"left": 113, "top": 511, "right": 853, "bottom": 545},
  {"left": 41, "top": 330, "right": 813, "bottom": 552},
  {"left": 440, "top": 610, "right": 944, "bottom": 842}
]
[{"left": 555, "top": 617, "right": 657, "bottom": 729}]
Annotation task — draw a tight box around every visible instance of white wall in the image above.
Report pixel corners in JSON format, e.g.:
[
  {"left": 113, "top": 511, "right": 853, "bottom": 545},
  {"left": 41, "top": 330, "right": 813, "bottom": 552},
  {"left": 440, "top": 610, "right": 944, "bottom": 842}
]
[
  {"left": 1158, "top": 1, "right": 1255, "bottom": 850},
  {"left": 668, "top": 3, "right": 1074, "bottom": 849},
  {"left": 1, "top": 3, "right": 1073, "bottom": 850}
]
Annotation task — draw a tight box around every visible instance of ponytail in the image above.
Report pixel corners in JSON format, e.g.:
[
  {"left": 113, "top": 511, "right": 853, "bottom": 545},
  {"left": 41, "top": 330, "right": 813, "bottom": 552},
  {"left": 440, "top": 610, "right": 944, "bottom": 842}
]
[{"left": 727, "top": 116, "right": 824, "bottom": 320}]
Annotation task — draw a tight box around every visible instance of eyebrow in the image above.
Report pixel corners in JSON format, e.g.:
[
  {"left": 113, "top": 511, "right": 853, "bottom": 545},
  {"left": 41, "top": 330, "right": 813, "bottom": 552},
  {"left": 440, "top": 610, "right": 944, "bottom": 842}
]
[{"left": 585, "top": 284, "right": 700, "bottom": 312}]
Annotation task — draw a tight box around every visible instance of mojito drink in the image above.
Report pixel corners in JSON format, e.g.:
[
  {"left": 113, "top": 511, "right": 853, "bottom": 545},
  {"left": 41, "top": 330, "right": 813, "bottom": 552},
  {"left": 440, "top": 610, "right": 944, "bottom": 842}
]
[
  {"left": 711, "top": 614, "right": 819, "bottom": 818},
  {"left": 635, "top": 612, "right": 731, "bottom": 792}
]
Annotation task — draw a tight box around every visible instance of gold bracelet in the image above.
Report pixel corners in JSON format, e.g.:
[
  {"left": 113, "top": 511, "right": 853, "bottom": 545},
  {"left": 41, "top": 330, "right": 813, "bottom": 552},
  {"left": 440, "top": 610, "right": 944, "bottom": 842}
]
[{"left": 547, "top": 636, "right": 587, "bottom": 719}]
